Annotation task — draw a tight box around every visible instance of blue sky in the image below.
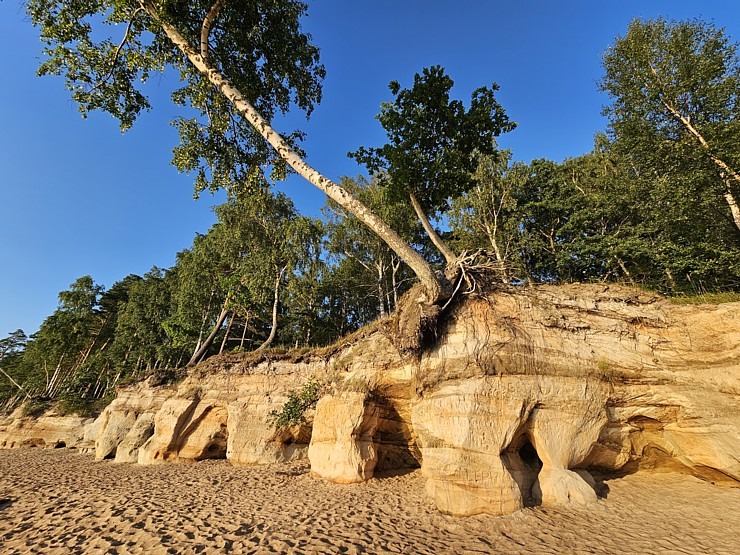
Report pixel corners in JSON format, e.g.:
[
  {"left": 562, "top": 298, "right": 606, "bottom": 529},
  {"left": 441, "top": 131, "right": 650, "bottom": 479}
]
[{"left": 1, "top": 0, "right": 739, "bottom": 336}]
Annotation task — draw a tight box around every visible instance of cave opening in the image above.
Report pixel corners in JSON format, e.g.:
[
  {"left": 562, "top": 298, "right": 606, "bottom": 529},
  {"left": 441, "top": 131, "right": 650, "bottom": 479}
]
[
  {"left": 501, "top": 434, "right": 543, "bottom": 507},
  {"left": 519, "top": 440, "right": 542, "bottom": 470}
]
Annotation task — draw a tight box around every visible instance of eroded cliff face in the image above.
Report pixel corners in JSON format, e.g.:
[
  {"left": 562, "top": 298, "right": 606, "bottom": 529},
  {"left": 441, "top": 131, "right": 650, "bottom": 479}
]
[
  {"left": 2, "top": 284, "right": 738, "bottom": 517},
  {"left": 410, "top": 285, "right": 739, "bottom": 514}
]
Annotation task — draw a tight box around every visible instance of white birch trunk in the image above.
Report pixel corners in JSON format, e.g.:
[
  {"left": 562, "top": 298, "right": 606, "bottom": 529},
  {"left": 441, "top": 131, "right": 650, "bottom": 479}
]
[
  {"left": 146, "top": 6, "right": 443, "bottom": 304},
  {"left": 256, "top": 266, "right": 285, "bottom": 352},
  {"left": 408, "top": 190, "right": 457, "bottom": 267}
]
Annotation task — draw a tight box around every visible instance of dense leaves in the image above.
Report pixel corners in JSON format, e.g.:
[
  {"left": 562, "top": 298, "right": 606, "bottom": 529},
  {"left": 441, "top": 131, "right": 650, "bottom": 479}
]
[
  {"left": 600, "top": 18, "right": 740, "bottom": 233},
  {"left": 27, "top": 0, "right": 325, "bottom": 194},
  {"left": 350, "top": 66, "right": 515, "bottom": 263},
  {"left": 350, "top": 66, "right": 515, "bottom": 212}
]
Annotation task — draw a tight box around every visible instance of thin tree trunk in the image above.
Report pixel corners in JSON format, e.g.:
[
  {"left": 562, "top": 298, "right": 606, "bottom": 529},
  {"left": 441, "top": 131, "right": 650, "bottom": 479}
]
[
  {"left": 76, "top": 314, "right": 111, "bottom": 371},
  {"left": 484, "top": 220, "right": 509, "bottom": 283},
  {"left": 194, "top": 288, "right": 216, "bottom": 356},
  {"left": 377, "top": 281, "right": 386, "bottom": 317},
  {"left": 121, "top": 341, "right": 134, "bottom": 368},
  {"left": 615, "top": 256, "right": 636, "bottom": 286},
  {"left": 0, "top": 366, "right": 32, "bottom": 401},
  {"left": 239, "top": 311, "right": 250, "bottom": 349},
  {"left": 199, "top": 0, "right": 224, "bottom": 64},
  {"left": 665, "top": 267, "right": 677, "bottom": 292},
  {"left": 45, "top": 354, "right": 65, "bottom": 398},
  {"left": 487, "top": 193, "right": 511, "bottom": 283},
  {"left": 391, "top": 256, "right": 401, "bottom": 311},
  {"left": 189, "top": 307, "right": 230, "bottom": 365},
  {"left": 721, "top": 180, "right": 740, "bottom": 231},
  {"left": 376, "top": 260, "right": 386, "bottom": 317},
  {"left": 219, "top": 313, "right": 234, "bottom": 354},
  {"left": 146, "top": 6, "right": 443, "bottom": 304},
  {"left": 408, "top": 190, "right": 457, "bottom": 267},
  {"left": 256, "top": 267, "right": 286, "bottom": 352}
]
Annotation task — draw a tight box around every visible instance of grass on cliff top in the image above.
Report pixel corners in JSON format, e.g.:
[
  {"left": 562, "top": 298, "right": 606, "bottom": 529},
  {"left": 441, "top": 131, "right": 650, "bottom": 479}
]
[
  {"left": 191, "top": 315, "right": 393, "bottom": 376},
  {"left": 667, "top": 291, "right": 740, "bottom": 305}
]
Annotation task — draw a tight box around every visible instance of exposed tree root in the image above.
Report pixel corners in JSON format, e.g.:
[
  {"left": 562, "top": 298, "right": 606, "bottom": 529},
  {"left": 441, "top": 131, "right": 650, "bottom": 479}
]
[{"left": 392, "top": 250, "right": 510, "bottom": 355}]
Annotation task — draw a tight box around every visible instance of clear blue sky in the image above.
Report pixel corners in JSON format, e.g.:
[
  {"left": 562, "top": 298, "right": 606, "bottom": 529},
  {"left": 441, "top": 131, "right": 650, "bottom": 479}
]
[{"left": 1, "top": 0, "right": 739, "bottom": 337}]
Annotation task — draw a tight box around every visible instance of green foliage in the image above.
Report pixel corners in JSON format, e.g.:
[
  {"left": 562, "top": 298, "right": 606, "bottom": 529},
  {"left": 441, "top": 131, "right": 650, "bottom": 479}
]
[
  {"left": 111, "top": 268, "right": 185, "bottom": 375},
  {"left": 323, "top": 176, "right": 420, "bottom": 319},
  {"left": 11, "top": 13, "right": 740, "bottom": 419},
  {"left": 597, "top": 18, "right": 740, "bottom": 291},
  {"left": 21, "top": 398, "right": 51, "bottom": 418},
  {"left": 350, "top": 66, "right": 515, "bottom": 261},
  {"left": 600, "top": 18, "right": 740, "bottom": 234},
  {"left": 268, "top": 378, "right": 323, "bottom": 428},
  {"left": 601, "top": 18, "right": 740, "bottom": 146},
  {"left": 168, "top": 187, "right": 326, "bottom": 358},
  {"left": 449, "top": 152, "right": 524, "bottom": 279},
  {"left": 0, "top": 330, "right": 30, "bottom": 408},
  {"left": 350, "top": 66, "right": 515, "bottom": 214},
  {"left": 57, "top": 389, "right": 114, "bottom": 417},
  {"left": 27, "top": 0, "right": 325, "bottom": 195}
]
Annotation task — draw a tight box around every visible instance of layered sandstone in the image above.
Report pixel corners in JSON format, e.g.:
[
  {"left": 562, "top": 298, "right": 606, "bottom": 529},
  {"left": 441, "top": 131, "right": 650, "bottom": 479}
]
[
  {"left": 308, "top": 392, "right": 381, "bottom": 483},
  {"left": 1, "top": 284, "right": 737, "bottom": 517},
  {"left": 0, "top": 408, "right": 93, "bottom": 450}
]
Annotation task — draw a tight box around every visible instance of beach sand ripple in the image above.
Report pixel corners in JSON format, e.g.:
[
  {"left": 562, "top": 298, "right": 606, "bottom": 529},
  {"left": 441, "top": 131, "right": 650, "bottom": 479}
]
[{"left": 1, "top": 449, "right": 738, "bottom": 554}]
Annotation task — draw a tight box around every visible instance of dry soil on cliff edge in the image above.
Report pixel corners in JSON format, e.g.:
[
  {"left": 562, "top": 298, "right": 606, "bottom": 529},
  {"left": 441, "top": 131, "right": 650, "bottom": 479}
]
[{"left": 0, "top": 449, "right": 738, "bottom": 554}]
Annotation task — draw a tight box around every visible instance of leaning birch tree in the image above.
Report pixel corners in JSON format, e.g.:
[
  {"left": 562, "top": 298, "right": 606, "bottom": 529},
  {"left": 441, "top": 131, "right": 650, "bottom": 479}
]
[{"left": 27, "top": 0, "right": 444, "bottom": 305}]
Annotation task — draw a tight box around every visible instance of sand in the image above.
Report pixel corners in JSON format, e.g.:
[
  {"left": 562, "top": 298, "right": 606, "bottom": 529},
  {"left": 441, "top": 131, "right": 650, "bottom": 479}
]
[{"left": 0, "top": 449, "right": 738, "bottom": 554}]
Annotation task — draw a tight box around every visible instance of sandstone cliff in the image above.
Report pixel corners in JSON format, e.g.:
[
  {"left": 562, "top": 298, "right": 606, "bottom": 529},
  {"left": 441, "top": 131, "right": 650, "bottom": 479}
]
[{"left": 1, "top": 284, "right": 737, "bottom": 517}]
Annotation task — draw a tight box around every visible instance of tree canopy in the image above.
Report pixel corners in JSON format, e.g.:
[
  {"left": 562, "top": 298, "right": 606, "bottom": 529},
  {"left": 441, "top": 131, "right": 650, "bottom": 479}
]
[
  {"left": 350, "top": 66, "right": 515, "bottom": 266},
  {"left": 600, "top": 18, "right": 740, "bottom": 232},
  {"left": 27, "top": 0, "right": 447, "bottom": 304},
  {"left": 28, "top": 0, "right": 325, "bottom": 194}
]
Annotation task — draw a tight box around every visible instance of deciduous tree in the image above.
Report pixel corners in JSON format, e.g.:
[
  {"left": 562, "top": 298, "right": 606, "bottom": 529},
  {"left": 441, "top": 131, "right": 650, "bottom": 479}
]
[
  {"left": 28, "top": 0, "right": 445, "bottom": 305},
  {"left": 350, "top": 66, "right": 516, "bottom": 272},
  {"left": 601, "top": 18, "right": 740, "bottom": 232}
]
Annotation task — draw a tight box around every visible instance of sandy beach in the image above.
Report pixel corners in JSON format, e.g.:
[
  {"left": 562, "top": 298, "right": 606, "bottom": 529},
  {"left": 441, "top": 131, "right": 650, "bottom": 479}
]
[{"left": 0, "top": 449, "right": 738, "bottom": 554}]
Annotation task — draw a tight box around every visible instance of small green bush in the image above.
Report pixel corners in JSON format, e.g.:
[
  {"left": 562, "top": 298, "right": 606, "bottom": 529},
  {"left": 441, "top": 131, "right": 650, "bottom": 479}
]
[{"left": 268, "top": 378, "right": 323, "bottom": 428}]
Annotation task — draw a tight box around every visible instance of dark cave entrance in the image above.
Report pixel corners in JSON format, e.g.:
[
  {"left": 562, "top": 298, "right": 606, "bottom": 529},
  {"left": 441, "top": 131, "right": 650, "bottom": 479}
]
[{"left": 502, "top": 434, "right": 544, "bottom": 507}]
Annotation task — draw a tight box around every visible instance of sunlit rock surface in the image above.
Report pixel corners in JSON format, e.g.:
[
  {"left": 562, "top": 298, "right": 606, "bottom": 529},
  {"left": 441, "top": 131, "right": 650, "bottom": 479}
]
[{"left": 2, "top": 284, "right": 737, "bottom": 517}]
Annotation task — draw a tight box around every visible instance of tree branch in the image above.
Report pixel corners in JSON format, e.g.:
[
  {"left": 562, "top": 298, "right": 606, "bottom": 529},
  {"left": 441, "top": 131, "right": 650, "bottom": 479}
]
[
  {"left": 141, "top": 3, "right": 444, "bottom": 304},
  {"left": 90, "top": 8, "right": 145, "bottom": 92},
  {"left": 201, "top": 0, "right": 226, "bottom": 65},
  {"left": 647, "top": 63, "right": 740, "bottom": 231},
  {"left": 0, "top": 366, "right": 32, "bottom": 401},
  {"left": 408, "top": 190, "right": 457, "bottom": 266}
]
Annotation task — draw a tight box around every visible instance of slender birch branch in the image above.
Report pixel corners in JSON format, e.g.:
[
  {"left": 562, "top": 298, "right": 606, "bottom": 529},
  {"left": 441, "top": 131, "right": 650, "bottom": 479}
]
[
  {"left": 201, "top": 0, "right": 226, "bottom": 65},
  {"left": 408, "top": 190, "right": 457, "bottom": 266},
  {"left": 647, "top": 63, "right": 740, "bottom": 230},
  {"left": 90, "top": 8, "right": 144, "bottom": 91},
  {"left": 0, "top": 366, "right": 32, "bottom": 401}
]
